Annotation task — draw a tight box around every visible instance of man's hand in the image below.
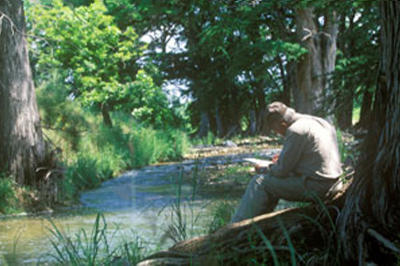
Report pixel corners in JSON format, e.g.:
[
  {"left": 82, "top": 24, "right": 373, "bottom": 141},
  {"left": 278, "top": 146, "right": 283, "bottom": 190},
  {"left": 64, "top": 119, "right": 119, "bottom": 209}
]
[
  {"left": 255, "top": 164, "right": 269, "bottom": 174},
  {"left": 255, "top": 154, "right": 279, "bottom": 174},
  {"left": 272, "top": 153, "right": 279, "bottom": 163}
]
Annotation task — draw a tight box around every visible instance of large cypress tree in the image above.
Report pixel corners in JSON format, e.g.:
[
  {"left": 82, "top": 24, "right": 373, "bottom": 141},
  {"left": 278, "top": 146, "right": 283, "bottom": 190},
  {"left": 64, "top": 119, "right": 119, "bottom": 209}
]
[
  {"left": 338, "top": 1, "right": 400, "bottom": 263},
  {"left": 0, "top": 0, "right": 45, "bottom": 186}
]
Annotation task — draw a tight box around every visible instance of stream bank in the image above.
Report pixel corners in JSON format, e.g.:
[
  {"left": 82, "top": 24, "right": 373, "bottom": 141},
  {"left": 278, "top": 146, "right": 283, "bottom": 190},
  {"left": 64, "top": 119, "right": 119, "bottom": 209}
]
[{"left": 0, "top": 140, "right": 281, "bottom": 265}]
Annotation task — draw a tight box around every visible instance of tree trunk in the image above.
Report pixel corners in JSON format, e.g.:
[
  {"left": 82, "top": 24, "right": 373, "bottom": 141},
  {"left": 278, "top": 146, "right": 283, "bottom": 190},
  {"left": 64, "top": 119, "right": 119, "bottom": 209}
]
[
  {"left": 253, "top": 78, "right": 267, "bottom": 134},
  {"left": 338, "top": 2, "right": 400, "bottom": 264},
  {"left": 277, "top": 56, "right": 291, "bottom": 106},
  {"left": 357, "top": 90, "right": 373, "bottom": 129},
  {"left": 286, "top": 60, "right": 298, "bottom": 107},
  {"left": 215, "top": 107, "right": 224, "bottom": 137},
  {"left": 336, "top": 89, "right": 354, "bottom": 130},
  {"left": 0, "top": 0, "right": 45, "bottom": 186},
  {"left": 335, "top": 11, "right": 356, "bottom": 130},
  {"left": 248, "top": 109, "right": 257, "bottom": 136},
  {"left": 101, "top": 103, "right": 113, "bottom": 128},
  {"left": 295, "top": 9, "right": 338, "bottom": 119},
  {"left": 197, "top": 111, "right": 210, "bottom": 138}
]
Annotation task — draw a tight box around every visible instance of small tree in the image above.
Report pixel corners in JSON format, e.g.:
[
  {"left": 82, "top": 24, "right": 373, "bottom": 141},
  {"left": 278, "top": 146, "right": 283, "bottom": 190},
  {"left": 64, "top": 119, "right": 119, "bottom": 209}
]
[{"left": 28, "top": 0, "right": 172, "bottom": 127}]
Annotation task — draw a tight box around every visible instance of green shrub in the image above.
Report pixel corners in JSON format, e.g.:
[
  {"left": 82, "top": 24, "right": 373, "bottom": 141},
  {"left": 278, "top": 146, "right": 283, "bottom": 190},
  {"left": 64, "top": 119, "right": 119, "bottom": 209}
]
[
  {"left": 0, "top": 175, "right": 17, "bottom": 214},
  {"left": 128, "top": 127, "right": 189, "bottom": 167},
  {"left": 96, "top": 145, "right": 126, "bottom": 180},
  {"left": 167, "top": 129, "right": 190, "bottom": 161},
  {"left": 130, "top": 127, "right": 165, "bottom": 167},
  {"left": 64, "top": 154, "right": 102, "bottom": 199}
]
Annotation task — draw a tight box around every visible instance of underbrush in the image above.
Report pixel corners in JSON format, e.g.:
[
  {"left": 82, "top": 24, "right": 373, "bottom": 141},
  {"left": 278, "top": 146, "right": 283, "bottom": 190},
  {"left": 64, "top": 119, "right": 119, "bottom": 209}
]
[
  {"left": 54, "top": 122, "right": 190, "bottom": 202},
  {"left": 35, "top": 72, "right": 190, "bottom": 203},
  {"left": 0, "top": 174, "right": 18, "bottom": 214},
  {"left": 0, "top": 173, "right": 40, "bottom": 215}
]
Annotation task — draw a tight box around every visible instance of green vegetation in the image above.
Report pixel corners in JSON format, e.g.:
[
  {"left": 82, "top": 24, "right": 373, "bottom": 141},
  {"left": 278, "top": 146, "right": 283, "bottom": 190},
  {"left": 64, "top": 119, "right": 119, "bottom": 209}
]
[
  {"left": 34, "top": 70, "right": 190, "bottom": 202},
  {"left": 47, "top": 213, "right": 153, "bottom": 265},
  {"left": 52, "top": 121, "right": 190, "bottom": 202},
  {"left": 0, "top": 173, "right": 36, "bottom": 215},
  {"left": 207, "top": 201, "right": 236, "bottom": 233},
  {"left": 0, "top": 174, "right": 18, "bottom": 214},
  {"left": 160, "top": 171, "right": 201, "bottom": 244},
  {"left": 0, "top": 0, "right": 383, "bottom": 263}
]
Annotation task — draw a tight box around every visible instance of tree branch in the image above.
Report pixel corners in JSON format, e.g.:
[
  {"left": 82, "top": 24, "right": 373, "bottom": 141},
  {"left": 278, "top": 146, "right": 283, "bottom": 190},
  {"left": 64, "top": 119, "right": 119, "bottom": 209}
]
[
  {"left": 0, "top": 11, "right": 22, "bottom": 36},
  {"left": 301, "top": 27, "right": 313, "bottom": 41},
  {"left": 0, "top": 11, "right": 52, "bottom": 49}
]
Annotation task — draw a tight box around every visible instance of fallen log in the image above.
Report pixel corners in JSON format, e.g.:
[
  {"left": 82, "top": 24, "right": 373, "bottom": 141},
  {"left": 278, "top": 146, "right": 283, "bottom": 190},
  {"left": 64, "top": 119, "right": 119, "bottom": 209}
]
[{"left": 138, "top": 184, "right": 350, "bottom": 265}]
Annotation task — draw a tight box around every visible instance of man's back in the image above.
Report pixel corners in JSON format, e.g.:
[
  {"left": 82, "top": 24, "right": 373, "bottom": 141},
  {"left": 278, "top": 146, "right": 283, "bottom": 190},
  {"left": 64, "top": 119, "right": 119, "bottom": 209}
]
[{"left": 269, "top": 113, "right": 343, "bottom": 180}]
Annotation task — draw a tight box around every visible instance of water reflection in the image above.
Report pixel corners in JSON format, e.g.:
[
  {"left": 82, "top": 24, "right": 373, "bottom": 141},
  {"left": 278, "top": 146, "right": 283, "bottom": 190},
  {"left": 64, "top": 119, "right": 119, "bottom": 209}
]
[{"left": 0, "top": 167, "right": 215, "bottom": 265}]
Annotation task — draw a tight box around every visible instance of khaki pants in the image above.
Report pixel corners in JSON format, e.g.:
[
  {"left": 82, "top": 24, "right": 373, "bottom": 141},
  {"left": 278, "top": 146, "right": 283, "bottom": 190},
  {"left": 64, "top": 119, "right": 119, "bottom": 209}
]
[{"left": 230, "top": 174, "right": 342, "bottom": 223}]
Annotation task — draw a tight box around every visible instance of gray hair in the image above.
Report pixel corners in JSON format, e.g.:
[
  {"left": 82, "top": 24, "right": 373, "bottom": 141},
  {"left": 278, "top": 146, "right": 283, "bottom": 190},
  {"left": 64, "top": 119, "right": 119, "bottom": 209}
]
[{"left": 260, "top": 102, "right": 296, "bottom": 134}]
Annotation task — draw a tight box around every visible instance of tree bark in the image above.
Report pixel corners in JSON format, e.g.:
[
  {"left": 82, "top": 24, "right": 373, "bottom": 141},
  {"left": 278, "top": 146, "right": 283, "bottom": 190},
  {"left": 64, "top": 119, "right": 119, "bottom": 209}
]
[
  {"left": 357, "top": 90, "right": 373, "bottom": 129},
  {"left": 248, "top": 109, "right": 257, "bottom": 136},
  {"left": 294, "top": 9, "right": 338, "bottom": 119},
  {"left": 277, "top": 56, "right": 291, "bottom": 106},
  {"left": 0, "top": 0, "right": 45, "bottom": 186},
  {"left": 338, "top": 2, "right": 400, "bottom": 264},
  {"left": 215, "top": 107, "right": 224, "bottom": 137},
  {"left": 336, "top": 90, "right": 354, "bottom": 130},
  {"left": 335, "top": 11, "right": 356, "bottom": 130},
  {"left": 101, "top": 103, "right": 113, "bottom": 128},
  {"left": 197, "top": 111, "right": 210, "bottom": 138}
]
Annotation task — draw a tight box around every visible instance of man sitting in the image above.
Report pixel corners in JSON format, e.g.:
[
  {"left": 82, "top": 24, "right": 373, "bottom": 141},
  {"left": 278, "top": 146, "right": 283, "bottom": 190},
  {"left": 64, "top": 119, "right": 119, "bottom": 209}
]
[{"left": 230, "top": 102, "right": 343, "bottom": 223}]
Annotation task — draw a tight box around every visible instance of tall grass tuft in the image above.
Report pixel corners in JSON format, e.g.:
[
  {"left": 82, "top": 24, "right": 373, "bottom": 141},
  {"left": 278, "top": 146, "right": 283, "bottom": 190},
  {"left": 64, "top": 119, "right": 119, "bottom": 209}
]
[
  {"left": 160, "top": 169, "right": 204, "bottom": 245},
  {"left": 207, "top": 201, "right": 235, "bottom": 233},
  {"left": 130, "top": 127, "right": 189, "bottom": 168},
  {"left": 47, "top": 213, "right": 152, "bottom": 265}
]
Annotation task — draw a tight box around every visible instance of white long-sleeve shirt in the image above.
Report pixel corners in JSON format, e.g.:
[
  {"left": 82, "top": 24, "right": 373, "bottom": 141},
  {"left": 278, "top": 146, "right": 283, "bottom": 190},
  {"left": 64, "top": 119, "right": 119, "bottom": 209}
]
[{"left": 269, "top": 112, "right": 343, "bottom": 180}]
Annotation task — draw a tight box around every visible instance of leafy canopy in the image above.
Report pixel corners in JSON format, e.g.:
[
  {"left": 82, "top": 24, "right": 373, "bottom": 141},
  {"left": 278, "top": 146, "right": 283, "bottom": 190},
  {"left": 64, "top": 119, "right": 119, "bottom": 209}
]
[{"left": 28, "top": 0, "right": 174, "bottom": 127}]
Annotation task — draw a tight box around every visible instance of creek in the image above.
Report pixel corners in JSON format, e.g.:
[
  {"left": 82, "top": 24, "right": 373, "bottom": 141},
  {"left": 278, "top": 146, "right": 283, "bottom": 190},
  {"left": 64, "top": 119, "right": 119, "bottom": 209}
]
[{"left": 0, "top": 148, "right": 279, "bottom": 265}]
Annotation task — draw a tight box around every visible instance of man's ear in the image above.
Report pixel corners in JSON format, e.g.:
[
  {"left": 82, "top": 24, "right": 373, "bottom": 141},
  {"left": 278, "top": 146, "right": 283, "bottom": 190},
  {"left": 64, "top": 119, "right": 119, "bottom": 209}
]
[
  {"left": 281, "top": 121, "right": 289, "bottom": 128},
  {"left": 275, "top": 121, "right": 289, "bottom": 135}
]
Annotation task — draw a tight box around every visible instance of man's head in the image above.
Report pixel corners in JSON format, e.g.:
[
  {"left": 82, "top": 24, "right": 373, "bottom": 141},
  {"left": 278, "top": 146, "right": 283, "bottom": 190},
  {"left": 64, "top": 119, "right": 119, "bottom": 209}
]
[{"left": 260, "top": 101, "right": 294, "bottom": 136}]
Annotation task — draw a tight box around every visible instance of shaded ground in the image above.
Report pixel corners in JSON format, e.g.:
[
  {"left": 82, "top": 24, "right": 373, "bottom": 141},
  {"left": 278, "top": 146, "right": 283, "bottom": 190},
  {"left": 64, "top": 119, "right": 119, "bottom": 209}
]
[{"left": 163, "top": 137, "right": 282, "bottom": 199}]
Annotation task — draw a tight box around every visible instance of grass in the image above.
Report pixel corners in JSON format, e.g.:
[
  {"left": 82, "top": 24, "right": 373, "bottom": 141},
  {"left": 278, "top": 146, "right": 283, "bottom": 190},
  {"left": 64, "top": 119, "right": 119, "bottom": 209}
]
[
  {"left": 159, "top": 171, "right": 203, "bottom": 244},
  {"left": 207, "top": 201, "right": 236, "bottom": 233},
  {"left": 236, "top": 197, "right": 342, "bottom": 265},
  {"left": 47, "top": 213, "right": 153, "bottom": 265},
  {"left": 159, "top": 164, "right": 239, "bottom": 244}
]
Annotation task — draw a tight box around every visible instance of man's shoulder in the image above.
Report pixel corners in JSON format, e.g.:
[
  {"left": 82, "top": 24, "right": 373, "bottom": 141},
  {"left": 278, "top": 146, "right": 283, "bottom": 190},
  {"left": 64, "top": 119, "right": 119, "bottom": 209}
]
[
  {"left": 288, "top": 115, "right": 313, "bottom": 131},
  {"left": 289, "top": 114, "right": 332, "bottom": 135}
]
